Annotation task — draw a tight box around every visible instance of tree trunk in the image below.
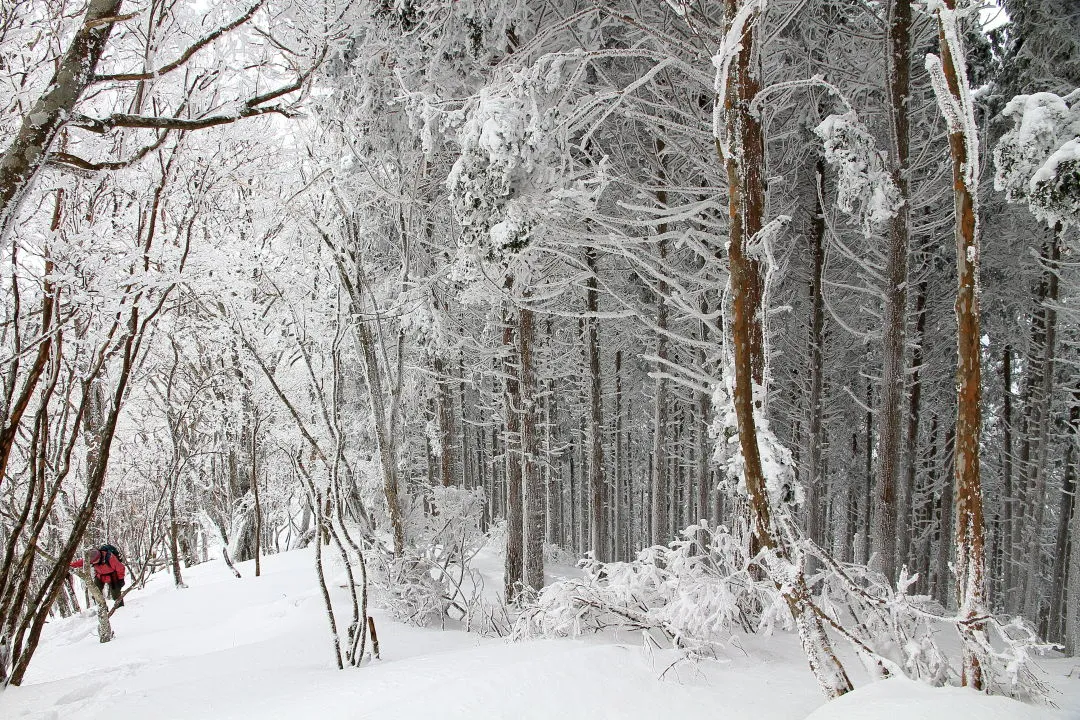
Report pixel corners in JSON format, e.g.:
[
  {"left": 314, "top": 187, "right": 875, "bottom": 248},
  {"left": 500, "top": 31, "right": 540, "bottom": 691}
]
[
  {"left": 1000, "top": 344, "right": 1014, "bottom": 606},
  {"left": 355, "top": 317, "right": 406, "bottom": 555},
  {"left": 585, "top": 249, "right": 607, "bottom": 561},
  {"left": 502, "top": 303, "right": 524, "bottom": 602},
  {"left": 927, "top": 2, "right": 988, "bottom": 687},
  {"left": 719, "top": 0, "right": 852, "bottom": 699},
  {"left": 872, "top": 0, "right": 912, "bottom": 583},
  {"left": 614, "top": 350, "right": 624, "bottom": 560},
  {"left": 1023, "top": 230, "right": 1061, "bottom": 624},
  {"left": 1049, "top": 396, "right": 1079, "bottom": 641},
  {"left": 434, "top": 353, "right": 456, "bottom": 487},
  {"left": 862, "top": 380, "right": 873, "bottom": 567},
  {"left": 898, "top": 280, "right": 927, "bottom": 573},
  {"left": 651, "top": 159, "right": 670, "bottom": 548},
  {"left": 806, "top": 156, "right": 827, "bottom": 560},
  {"left": 251, "top": 422, "right": 262, "bottom": 578},
  {"left": 169, "top": 484, "right": 186, "bottom": 589},
  {"left": 520, "top": 305, "right": 544, "bottom": 592},
  {"left": 1067, "top": 452, "right": 1080, "bottom": 655}
]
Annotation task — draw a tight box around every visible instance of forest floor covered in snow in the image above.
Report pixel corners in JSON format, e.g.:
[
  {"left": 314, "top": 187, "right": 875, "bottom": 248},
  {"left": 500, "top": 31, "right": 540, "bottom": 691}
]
[{"left": 2, "top": 548, "right": 1079, "bottom": 720}]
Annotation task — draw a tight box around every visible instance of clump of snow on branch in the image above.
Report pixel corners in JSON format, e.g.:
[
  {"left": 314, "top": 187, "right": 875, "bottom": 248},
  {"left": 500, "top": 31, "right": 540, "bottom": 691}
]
[
  {"left": 814, "top": 112, "right": 901, "bottom": 236},
  {"left": 923, "top": 1, "right": 980, "bottom": 192},
  {"left": 447, "top": 65, "right": 568, "bottom": 271},
  {"left": 994, "top": 90, "right": 1080, "bottom": 228},
  {"left": 397, "top": 285, "right": 448, "bottom": 357}
]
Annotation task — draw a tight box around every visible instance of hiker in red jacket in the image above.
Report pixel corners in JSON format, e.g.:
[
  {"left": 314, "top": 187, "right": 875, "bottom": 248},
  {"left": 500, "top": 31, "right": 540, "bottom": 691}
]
[{"left": 71, "top": 545, "right": 126, "bottom": 609}]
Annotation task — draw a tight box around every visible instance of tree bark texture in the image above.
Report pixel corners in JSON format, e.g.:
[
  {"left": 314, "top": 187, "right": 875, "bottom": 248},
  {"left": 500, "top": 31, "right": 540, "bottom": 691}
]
[
  {"left": 502, "top": 304, "right": 524, "bottom": 601},
  {"left": 520, "top": 305, "right": 544, "bottom": 592},
  {"left": 872, "top": 0, "right": 911, "bottom": 584}
]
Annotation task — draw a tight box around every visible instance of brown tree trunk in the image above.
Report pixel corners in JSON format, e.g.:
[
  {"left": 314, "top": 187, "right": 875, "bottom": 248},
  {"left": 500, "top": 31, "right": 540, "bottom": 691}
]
[
  {"left": 585, "top": 249, "right": 607, "bottom": 561},
  {"left": 719, "top": 0, "right": 852, "bottom": 699},
  {"left": 502, "top": 302, "right": 524, "bottom": 602},
  {"left": 520, "top": 305, "right": 544, "bottom": 592},
  {"left": 872, "top": 0, "right": 911, "bottom": 583},
  {"left": 928, "top": 2, "right": 988, "bottom": 687}
]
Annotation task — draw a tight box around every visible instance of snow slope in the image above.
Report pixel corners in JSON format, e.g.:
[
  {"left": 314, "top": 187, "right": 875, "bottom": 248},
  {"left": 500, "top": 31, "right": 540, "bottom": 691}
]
[{"left": 2, "top": 549, "right": 1076, "bottom": 720}]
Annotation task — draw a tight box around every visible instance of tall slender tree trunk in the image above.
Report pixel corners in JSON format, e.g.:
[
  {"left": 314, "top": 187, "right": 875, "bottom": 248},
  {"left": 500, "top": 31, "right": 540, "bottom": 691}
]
[
  {"left": 1049, "top": 396, "right": 1079, "bottom": 641},
  {"left": 862, "top": 381, "right": 873, "bottom": 566},
  {"left": 651, "top": 150, "right": 670, "bottom": 547},
  {"left": 520, "top": 305, "right": 544, "bottom": 592},
  {"left": 502, "top": 303, "right": 523, "bottom": 602},
  {"left": 585, "top": 250, "right": 607, "bottom": 561},
  {"left": 434, "top": 352, "right": 456, "bottom": 487},
  {"left": 614, "top": 350, "right": 624, "bottom": 561},
  {"left": 1023, "top": 230, "right": 1061, "bottom": 624},
  {"left": 1000, "top": 344, "right": 1014, "bottom": 605},
  {"left": 806, "top": 156, "right": 827, "bottom": 560},
  {"left": 251, "top": 421, "right": 262, "bottom": 578},
  {"left": 718, "top": 0, "right": 851, "bottom": 699},
  {"left": 355, "top": 318, "right": 406, "bottom": 555},
  {"left": 898, "top": 280, "right": 927, "bottom": 573},
  {"left": 872, "top": 0, "right": 912, "bottom": 583},
  {"left": 1067, "top": 450, "right": 1080, "bottom": 655},
  {"left": 927, "top": 2, "right": 988, "bottom": 687}
]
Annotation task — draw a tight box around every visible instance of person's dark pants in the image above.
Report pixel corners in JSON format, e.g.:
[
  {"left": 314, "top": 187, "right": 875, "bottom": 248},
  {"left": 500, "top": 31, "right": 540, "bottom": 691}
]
[{"left": 94, "top": 576, "right": 125, "bottom": 606}]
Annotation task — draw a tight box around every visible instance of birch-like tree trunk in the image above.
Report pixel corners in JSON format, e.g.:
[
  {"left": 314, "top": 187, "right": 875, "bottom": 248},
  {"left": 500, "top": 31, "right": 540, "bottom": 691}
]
[{"left": 73, "top": 560, "right": 114, "bottom": 644}]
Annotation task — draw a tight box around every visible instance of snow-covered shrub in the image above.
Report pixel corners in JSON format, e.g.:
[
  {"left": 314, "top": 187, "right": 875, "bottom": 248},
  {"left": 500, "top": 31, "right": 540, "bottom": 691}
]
[
  {"left": 513, "top": 522, "right": 783, "bottom": 656},
  {"left": 994, "top": 90, "right": 1080, "bottom": 228},
  {"left": 809, "top": 545, "right": 1054, "bottom": 703},
  {"left": 374, "top": 486, "right": 506, "bottom": 634},
  {"left": 814, "top": 112, "right": 902, "bottom": 236}
]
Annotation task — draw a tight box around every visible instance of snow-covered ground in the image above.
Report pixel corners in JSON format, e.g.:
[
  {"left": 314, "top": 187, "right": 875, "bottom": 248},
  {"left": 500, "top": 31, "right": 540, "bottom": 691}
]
[{"left": 2, "top": 549, "right": 1078, "bottom": 720}]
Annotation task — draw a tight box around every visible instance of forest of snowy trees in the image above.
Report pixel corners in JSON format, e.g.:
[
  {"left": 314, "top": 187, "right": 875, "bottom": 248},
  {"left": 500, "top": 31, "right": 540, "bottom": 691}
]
[{"left": 1, "top": 0, "right": 1079, "bottom": 705}]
